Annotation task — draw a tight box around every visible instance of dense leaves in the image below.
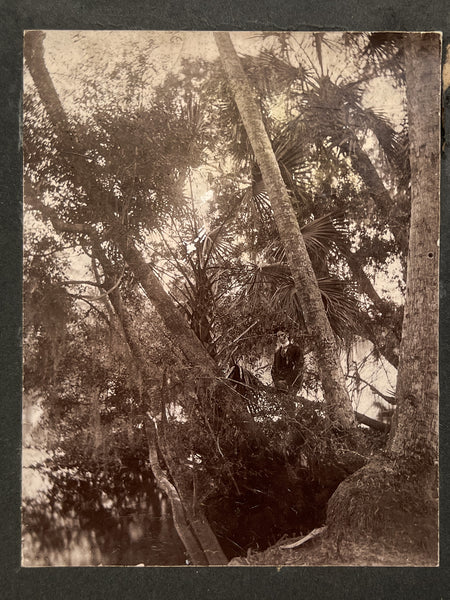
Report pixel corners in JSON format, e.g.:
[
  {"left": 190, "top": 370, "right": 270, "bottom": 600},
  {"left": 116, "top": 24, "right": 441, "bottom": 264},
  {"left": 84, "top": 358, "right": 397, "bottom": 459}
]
[{"left": 23, "top": 31, "right": 411, "bottom": 563}]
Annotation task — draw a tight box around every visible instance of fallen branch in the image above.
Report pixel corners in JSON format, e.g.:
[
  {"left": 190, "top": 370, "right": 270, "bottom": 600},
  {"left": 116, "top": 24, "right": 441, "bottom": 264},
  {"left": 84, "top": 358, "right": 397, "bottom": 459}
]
[
  {"left": 280, "top": 526, "right": 327, "bottom": 550},
  {"left": 354, "top": 411, "right": 390, "bottom": 432},
  {"left": 144, "top": 416, "right": 208, "bottom": 566}
]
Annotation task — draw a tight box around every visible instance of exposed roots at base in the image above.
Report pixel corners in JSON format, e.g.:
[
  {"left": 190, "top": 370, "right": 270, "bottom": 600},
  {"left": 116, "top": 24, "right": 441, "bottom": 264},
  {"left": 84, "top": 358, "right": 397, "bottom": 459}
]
[{"left": 325, "top": 456, "right": 438, "bottom": 561}]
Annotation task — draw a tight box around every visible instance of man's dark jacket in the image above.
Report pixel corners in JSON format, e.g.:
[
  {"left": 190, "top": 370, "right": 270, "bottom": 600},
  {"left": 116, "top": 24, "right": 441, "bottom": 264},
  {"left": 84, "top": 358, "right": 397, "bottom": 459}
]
[{"left": 271, "top": 343, "right": 304, "bottom": 388}]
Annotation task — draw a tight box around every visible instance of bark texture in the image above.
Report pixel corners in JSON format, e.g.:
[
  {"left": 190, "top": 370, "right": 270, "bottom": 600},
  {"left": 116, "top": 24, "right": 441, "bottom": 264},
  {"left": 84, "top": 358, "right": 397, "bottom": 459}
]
[
  {"left": 214, "top": 31, "right": 354, "bottom": 428},
  {"left": 326, "top": 34, "right": 440, "bottom": 559},
  {"left": 388, "top": 33, "right": 440, "bottom": 465}
]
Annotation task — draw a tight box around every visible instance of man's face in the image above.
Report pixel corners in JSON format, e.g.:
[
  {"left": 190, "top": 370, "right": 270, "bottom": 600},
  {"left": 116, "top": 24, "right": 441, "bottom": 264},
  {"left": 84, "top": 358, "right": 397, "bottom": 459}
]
[{"left": 276, "top": 331, "right": 289, "bottom": 345}]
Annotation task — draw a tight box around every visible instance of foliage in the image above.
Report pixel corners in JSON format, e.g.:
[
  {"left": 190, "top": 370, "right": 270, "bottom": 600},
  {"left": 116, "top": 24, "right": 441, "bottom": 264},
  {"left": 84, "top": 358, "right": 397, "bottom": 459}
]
[{"left": 22, "top": 31, "right": 411, "bottom": 562}]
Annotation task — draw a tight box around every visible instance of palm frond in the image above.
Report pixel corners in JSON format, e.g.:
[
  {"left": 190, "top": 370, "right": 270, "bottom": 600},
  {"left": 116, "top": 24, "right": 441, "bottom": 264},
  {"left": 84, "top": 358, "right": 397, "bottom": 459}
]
[
  {"left": 315, "top": 276, "right": 359, "bottom": 336},
  {"left": 182, "top": 94, "right": 206, "bottom": 138},
  {"left": 301, "top": 211, "right": 346, "bottom": 255},
  {"left": 214, "top": 87, "right": 252, "bottom": 166},
  {"left": 272, "top": 120, "right": 309, "bottom": 172},
  {"left": 361, "top": 106, "right": 407, "bottom": 168},
  {"left": 260, "top": 212, "right": 346, "bottom": 264},
  {"left": 242, "top": 262, "right": 359, "bottom": 338},
  {"left": 363, "top": 32, "right": 404, "bottom": 62},
  {"left": 242, "top": 49, "right": 312, "bottom": 95},
  {"left": 186, "top": 222, "right": 235, "bottom": 267}
]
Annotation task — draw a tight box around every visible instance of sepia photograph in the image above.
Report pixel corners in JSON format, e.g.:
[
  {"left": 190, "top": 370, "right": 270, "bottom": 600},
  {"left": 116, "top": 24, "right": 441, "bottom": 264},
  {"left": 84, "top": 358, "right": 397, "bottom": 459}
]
[{"left": 22, "top": 30, "right": 440, "bottom": 567}]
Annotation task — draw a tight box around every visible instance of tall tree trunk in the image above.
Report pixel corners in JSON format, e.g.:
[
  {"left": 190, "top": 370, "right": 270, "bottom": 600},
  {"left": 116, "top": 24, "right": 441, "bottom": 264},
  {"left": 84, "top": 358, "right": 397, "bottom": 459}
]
[
  {"left": 326, "top": 34, "right": 440, "bottom": 561},
  {"left": 214, "top": 31, "right": 354, "bottom": 428},
  {"left": 388, "top": 33, "right": 440, "bottom": 466}
]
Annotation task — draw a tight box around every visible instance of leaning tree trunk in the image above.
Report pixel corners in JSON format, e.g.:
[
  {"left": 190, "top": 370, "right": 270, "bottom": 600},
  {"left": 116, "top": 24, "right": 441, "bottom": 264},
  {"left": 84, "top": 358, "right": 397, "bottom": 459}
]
[
  {"left": 326, "top": 33, "right": 440, "bottom": 562},
  {"left": 145, "top": 418, "right": 209, "bottom": 566},
  {"left": 24, "top": 30, "right": 232, "bottom": 564},
  {"left": 214, "top": 32, "right": 354, "bottom": 429},
  {"left": 24, "top": 30, "right": 218, "bottom": 376}
]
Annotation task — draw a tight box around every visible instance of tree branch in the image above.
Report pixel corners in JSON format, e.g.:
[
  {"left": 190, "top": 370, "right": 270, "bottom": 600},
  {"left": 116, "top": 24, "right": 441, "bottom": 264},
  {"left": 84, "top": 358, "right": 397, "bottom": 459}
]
[
  {"left": 348, "top": 373, "right": 396, "bottom": 405},
  {"left": 354, "top": 411, "right": 390, "bottom": 432}
]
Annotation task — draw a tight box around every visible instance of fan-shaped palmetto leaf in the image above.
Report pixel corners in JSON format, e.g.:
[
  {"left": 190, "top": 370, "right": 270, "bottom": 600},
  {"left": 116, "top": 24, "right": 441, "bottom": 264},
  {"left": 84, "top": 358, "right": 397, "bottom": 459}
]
[
  {"left": 298, "top": 78, "right": 364, "bottom": 150},
  {"left": 241, "top": 184, "right": 274, "bottom": 229},
  {"left": 271, "top": 121, "right": 310, "bottom": 176},
  {"left": 242, "top": 48, "right": 314, "bottom": 96},
  {"left": 292, "top": 76, "right": 410, "bottom": 211},
  {"left": 242, "top": 261, "right": 359, "bottom": 338},
  {"left": 315, "top": 277, "right": 360, "bottom": 336},
  {"left": 188, "top": 223, "right": 235, "bottom": 266},
  {"left": 260, "top": 211, "right": 347, "bottom": 264},
  {"left": 301, "top": 211, "right": 346, "bottom": 254},
  {"left": 214, "top": 85, "right": 252, "bottom": 167},
  {"left": 242, "top": 120, "right": 314, "bottom": 226},
  {"left": 362, "top": 32, "right": 405, "bottom": 65},
  {"left": 183, "top": 94, "right": 205, "bottom": 136},
  {"left": 362, "top": 108, "right": 410, "bottom": 180}
]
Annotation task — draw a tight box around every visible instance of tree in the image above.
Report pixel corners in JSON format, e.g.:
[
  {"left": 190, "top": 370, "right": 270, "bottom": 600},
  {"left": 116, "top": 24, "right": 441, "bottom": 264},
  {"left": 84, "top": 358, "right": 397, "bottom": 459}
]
[
  {"left": 214, "top": 31, "right": 354, "bottom": 429},
  {"left": 24, "top": 32, "right": 218, "bottom": 377},
  {"left": 228, "top": 33, "right": 408, "bottom": 369},
  {"left": 24, "top": 30, "right": 232, "bottom": 565},
  {"left": 24, "top": 30, "right": 439, "bottom": 566},
  {"left": 326, "top": 33, "right": 440, "bottom": 559},
  {"left": 388, "top": 33, "right": 439, "bottom": 463}
]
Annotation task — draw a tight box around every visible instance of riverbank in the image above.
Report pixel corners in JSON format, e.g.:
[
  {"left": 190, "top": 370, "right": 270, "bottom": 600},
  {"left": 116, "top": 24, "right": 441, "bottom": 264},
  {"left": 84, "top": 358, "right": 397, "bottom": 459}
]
[{"left": 229, "top": 533, "right": 438, "bottom": 567}]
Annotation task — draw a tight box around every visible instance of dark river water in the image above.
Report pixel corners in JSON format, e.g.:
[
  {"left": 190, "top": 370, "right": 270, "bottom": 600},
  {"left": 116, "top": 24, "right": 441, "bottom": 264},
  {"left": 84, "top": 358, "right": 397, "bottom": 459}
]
[
  {"left": 22, "top": 458, "right": 187, "bottom": 566},
  {"left": 21, "top": 439, "right": 326, "bottom": 566}
]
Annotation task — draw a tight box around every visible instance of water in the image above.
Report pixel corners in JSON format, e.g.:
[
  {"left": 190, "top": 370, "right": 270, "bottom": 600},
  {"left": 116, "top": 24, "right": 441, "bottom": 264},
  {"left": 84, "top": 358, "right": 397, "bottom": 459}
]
[
  {"left": 22, "top": 450, "right": 186, "bottom": 566},
  {"left": 22, "top": 338, "right": 394, "bottom": 568}
]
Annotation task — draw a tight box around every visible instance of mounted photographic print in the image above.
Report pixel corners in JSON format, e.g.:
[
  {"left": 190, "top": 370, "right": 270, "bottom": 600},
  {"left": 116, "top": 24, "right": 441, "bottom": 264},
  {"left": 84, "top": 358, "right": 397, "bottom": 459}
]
[{"left": 22, "top": 30, "right": 440, "bottom": 567}]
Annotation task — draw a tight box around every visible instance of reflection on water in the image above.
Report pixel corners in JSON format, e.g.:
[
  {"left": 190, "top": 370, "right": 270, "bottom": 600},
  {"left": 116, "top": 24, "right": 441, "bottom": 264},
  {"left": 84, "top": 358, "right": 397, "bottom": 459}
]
[{"left": 22, "top": 460, "right": 186, "bottom": 566}]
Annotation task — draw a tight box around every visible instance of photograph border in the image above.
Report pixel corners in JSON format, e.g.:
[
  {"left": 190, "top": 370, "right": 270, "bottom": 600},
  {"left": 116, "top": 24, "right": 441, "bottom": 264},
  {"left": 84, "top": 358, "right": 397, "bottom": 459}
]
[{"left": 2, "top": 1, "right": 450, "bottom": 598}]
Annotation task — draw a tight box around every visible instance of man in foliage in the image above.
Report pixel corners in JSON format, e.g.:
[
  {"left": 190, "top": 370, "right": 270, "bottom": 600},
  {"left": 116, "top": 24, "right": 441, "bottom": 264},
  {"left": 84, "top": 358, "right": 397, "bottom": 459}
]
[{"left": 271, "top": 329, "right": 304, "bottom": 393}]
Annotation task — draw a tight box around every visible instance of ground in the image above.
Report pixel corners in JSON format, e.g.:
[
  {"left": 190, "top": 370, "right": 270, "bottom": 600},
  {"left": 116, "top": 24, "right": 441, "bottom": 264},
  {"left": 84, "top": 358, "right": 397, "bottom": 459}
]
[{"left": 229, "top": 534, "right": 438, "bottom": 567}]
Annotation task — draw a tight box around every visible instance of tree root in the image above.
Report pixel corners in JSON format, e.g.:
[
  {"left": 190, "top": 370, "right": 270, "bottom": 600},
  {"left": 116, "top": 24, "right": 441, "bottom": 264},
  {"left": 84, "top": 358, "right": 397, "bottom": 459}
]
[{"left": 325, "top": 456, "right": 438, "bottom": 562}]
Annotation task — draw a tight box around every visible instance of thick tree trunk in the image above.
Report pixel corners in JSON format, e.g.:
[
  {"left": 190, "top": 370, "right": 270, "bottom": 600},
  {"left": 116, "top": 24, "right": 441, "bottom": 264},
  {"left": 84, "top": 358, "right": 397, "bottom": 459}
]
[
  {"left": 388, "top": 33, "right": 440, "bottom": 466},
  {"left": 326, "top": 34, "right": 440, "bottom": 561},
  {"left": 214, "top": 32, "right": 354, "bottom": 428}
]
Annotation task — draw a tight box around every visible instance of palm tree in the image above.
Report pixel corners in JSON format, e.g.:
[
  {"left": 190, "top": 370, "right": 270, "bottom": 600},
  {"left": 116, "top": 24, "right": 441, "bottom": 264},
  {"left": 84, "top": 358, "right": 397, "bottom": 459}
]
[
  {"left": 214, "top": 31, "right": 354, "bottom": 429},
  {"left": 327, "top": 33, "right": 440, "bottom": 557},
  {"left": 214, "top": 34, "right": 405, "bottom": 368}
]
